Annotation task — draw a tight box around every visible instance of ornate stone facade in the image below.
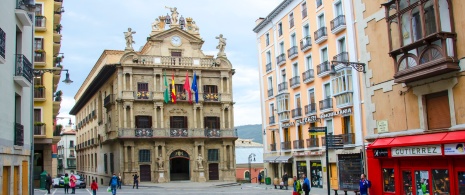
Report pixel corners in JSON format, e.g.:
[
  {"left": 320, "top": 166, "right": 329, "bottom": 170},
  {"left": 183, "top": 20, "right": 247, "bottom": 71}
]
[{"left": 70, "top": 10, "right": 236, "bottom": 184}]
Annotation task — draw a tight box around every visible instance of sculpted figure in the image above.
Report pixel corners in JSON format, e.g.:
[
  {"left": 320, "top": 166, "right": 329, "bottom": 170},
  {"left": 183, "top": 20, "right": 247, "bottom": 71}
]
[
  {"left": 152, "top": 18, "right": 161, "bottom": 31},
  {"left": 191, "top": 20, "right": 199, "bottom": 33},
  {"left": 197, "top": 154, "right": 204, "bottom": 169},
  {"left": 216, "top": 34, "right": 227, "bottom": 56},
  {"left": 124, "top": 28, "right": 136, "bottom": 49},
  {"left": 165, "top": 6, "right": 179, "bottom": 25},
  {"left": 157, "top": 155, "right": 164, "bottom": 169}
]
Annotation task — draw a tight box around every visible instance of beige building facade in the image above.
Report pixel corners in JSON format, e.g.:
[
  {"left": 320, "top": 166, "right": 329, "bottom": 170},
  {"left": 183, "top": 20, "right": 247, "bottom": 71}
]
[
  {"left": 254, "top": 0, "right": 366, "bottom": 191},
  {"left": 70, "top": 11, "right": 237, "bottom": 185}
]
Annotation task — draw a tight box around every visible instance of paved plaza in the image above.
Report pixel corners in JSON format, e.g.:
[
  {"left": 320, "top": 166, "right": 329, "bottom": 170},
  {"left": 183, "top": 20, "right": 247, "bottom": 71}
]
[{"left": 33, "top": 182, "right": 353, "bottom": 195}]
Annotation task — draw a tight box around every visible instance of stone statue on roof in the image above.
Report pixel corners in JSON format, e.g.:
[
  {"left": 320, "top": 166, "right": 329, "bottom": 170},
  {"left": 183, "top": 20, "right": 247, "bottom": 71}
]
[
  {"left": 124, "top": 28, "right": 136, "bottom": 50},
  {"left": 165, "top": 6, "right": 179, "bottom": 25},
  {"left": 216, "top": 34, "right": 227, "bottom": 57}
]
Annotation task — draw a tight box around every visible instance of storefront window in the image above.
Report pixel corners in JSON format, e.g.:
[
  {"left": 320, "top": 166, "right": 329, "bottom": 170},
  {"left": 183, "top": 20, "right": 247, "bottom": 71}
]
[
  {"left": 458, "top": 171, "right": 465, "bottom": 195},
  {"left": 415, "top": 170, "right": 430, "bottom": 195},
  {"left": 310, "top": 161, "right": 322, "bottom": 188},
  {"left": 432, "top": 169, "right": 449, "bottom": 194},
  {"left": 402, "top": 170, "right": 413, "bottom": 195},
  {"left": 383, "top": 168, "right": 395, "bottom": 192},
  {"left": 297, "top": 161, "right": 307, "bottom": 180}
]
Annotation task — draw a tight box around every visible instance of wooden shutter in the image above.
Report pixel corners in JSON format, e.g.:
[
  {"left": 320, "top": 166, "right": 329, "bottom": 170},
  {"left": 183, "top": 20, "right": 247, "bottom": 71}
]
[
  {"left": 426, "top": 91, "right": 450, "bottom": 129},
  {"left": 183, "top": 116, "right": 188, "bottom": 128}
]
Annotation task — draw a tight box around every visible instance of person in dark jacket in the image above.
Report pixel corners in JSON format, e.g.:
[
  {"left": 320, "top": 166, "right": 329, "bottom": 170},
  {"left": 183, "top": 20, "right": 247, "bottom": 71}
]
[
  {"left": 45, "top": 174, "right": 52, "bottom": 194},
  {"left": 282, "top": 172, "right": 289, "bottom": 190},
  {"left": 302, "top": 173, "right": 311, "bottom": 195},
  {"left": 133, "top": 174, "right": 139, "bottom": 189}
]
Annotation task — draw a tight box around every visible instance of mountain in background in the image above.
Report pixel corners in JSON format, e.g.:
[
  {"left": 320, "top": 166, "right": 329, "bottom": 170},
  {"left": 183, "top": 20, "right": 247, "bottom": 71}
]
[{"left": 235, "top": 124, "right": 263, "bottom": 144}]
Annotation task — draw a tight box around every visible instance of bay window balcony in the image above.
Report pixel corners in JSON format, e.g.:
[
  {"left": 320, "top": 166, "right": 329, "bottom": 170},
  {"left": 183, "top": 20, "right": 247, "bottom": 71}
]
[
  {"left": 317, "top": 61, "right": 331, "bottom": 77},
  {"left": 304, "top": 103, "right": 317, "bottom": 115},
  {"left": 331, "top": 64, "right": 353, "bottom": 108},
  {"left": 314, "top": 27, "right": 328, "bottom": 44},
  {"left": 300, "top": 36, "right": 312, "bottom": 52},
  {"left": 277, "top": 93, "right": 290, "bottom": 122},
  {"left": 276, "top": 53, "right": 286, "bottom": 66},
  {"left": 382, "top": 0, "right": 459, "bottom": 83},
  {"left": 289, "top": 76, "right": 300, "bottom": 89},
  {"left": 330, "top": 15, "right": 346, "bottom": 34},
  {"left": 291, "top": 107, "right": 302, "bottom": 118},
  {"left": 278, "top": 111, "right": 290, "bottom": 122},
  {"left": 287, "top": 46, "right": 298, "bottom": 59},
  {"left": 302, "top": 69, "right": 314, "bottom": 83}
]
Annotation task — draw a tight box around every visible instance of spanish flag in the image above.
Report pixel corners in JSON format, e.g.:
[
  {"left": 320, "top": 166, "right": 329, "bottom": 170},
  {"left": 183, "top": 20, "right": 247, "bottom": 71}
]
[{"left": 171, "top": 72, "right": 176, "bottom": 104}]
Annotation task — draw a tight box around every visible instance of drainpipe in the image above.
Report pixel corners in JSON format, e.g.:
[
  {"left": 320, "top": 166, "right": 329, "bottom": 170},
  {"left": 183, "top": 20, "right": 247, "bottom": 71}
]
[{"left": 30, "top": 12, "right": 35, "bottom": 195}]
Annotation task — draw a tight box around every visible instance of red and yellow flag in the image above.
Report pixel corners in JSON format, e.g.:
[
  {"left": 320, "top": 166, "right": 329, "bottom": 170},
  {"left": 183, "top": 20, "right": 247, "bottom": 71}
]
[{"left": 171, "top": 72, "right": 176, "bottom": 104}]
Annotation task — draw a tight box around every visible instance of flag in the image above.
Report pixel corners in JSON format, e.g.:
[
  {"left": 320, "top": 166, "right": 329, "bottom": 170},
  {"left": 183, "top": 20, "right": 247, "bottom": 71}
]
[
  {"left": 171, "top": 72, "right": 176, "bottom": 104},
  {"left": 191, "top": 71, "right": 198, "bottom": 103},
  {"left": 163, "top": 70, "right": 170, "bottom": 103},
  {"left": 183, "top": 71, "right": 192, "bottom": 103}
]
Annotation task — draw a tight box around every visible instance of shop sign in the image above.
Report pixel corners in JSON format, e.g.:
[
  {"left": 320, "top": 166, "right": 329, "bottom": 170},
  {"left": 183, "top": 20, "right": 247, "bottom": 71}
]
[
  {"left": 444, "top": 143, "right": 465, "bottom": 155},
  {"left": 282, "top": 116, "right": 318, "bottom": 128},
  {"left": 391, "top": 145, "right": 442, "bottom": 157},
  {"left": 320, "top": 107, "right": 352, "bottom": 119},
  {"left": 282, "top": 121, "right": 295, "bottom": 128},
  {"left": 293, "top": 151, "right": 323, "bottom": 156},
  {"left": 377, "top": 120, "right": 389, "bottom": 133},
  {"left": 373, "top": 148, "right": 389, "bottom": 157}
]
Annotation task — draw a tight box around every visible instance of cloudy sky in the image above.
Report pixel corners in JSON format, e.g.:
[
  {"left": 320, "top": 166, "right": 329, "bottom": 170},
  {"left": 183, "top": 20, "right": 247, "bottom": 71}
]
[{"left": 56, "top": 0, "right": 281, "bottom": 127}]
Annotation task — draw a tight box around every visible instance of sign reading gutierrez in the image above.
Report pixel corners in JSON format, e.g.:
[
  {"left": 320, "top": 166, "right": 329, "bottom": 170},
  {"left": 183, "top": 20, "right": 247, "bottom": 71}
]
[{"left": 391, "top": 145, "right": 442, "bottom": 157}]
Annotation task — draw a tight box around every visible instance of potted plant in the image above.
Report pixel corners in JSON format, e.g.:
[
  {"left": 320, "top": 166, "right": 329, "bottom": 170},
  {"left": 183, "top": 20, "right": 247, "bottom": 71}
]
[
  {"left": 55, "top": 90, "right": 63, "bottom": 101},
  {"left": 34, "top": 122, "right": 45, "bottom": 126}
]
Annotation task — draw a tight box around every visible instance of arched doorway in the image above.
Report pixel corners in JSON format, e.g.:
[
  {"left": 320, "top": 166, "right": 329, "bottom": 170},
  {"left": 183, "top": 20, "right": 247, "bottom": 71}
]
[{"left": 169, "top": 150, "right": 190, "bottom": 181}]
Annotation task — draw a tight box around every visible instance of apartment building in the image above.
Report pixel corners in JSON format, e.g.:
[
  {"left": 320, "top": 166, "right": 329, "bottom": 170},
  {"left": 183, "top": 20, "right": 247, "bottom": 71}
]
[
  {"left": 254, "top": 0, "right": 365, "bottom": 190},
  {"left": 355, "top": 0, "right": 465, "bottom": 194},
  {"left": 70, "top": 12, "right": 237, "bottom": 185},
  {"left": 32, "top": 0, "right": 66, "bottom": 183},
  {"left": 57, "top": 127, "right": 76, "bottom": 175},
  {"left": 0, "top": 0, "right": 34, "bottom": 194}
]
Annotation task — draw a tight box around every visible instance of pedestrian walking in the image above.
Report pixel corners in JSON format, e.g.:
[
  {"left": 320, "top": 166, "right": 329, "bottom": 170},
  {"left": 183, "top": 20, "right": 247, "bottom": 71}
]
[
  {"left": 282, "top": 172, "right": 289, "bottom": 190},
  {"left": 45, "top": 174, "right": 52, "bottom": 194},
  {"left": 109, "top": 173, "right": 118, "bottom": 195},
  {"left": 258, "top": 173, "right": 262, "bottom": 184},
  {"left": 70, "top": 173, "right": 77, "bottom": 194},
  {"left": 359, "top": 173, "right": 371, "bottom": 195},
  {"left": 133, "top": 174, "right": 139, "bottom": 189},
  {"left": 63, "top": 173, "right": 70, "bottom": 194},
  {"left": 301, "top": 173, "right": 311, "bottom": 195},
  {"left": 118, "top": 173, "right": 122, "bottom": 189},
  {"left": 91, "top": 179, "right": 99, "bottom": 195},
  {"left": 293, "top": 176, "right": 303, "bottom": 195}
]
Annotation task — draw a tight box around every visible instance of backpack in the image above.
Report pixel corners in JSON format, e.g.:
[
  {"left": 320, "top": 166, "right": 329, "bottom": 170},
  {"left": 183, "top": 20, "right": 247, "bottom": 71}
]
[{"left": 111, "top": 177, "right": 118, "bottom": 186}]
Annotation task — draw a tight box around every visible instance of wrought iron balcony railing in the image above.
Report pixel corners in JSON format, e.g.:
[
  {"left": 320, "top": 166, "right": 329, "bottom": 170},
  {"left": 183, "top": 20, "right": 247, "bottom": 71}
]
[
  {"left": 302, "top": 69, "right": 314, "bottom": 83},
  {"left": 266, "top": 62, "right": 272, "bottom": 72},
  {"left": 203, "top": 93, "right": 219, "bottom": 102},
  {"left": 103, "top": 94, "right": 115, "bottom": 108},
  {"left": 330, "top": 15, "right": 346, "bottom": 32},
  {"left": 34, "top": 51, "right": 46, "bottom": 63},
  {"left": 333, "top": 51, "right": 349, "bottom": 63},
  {"left": 278, "top": 111, "right": 290, "bottom": 122},
  {"left": 270, "top": 143, "right": 277, "bottom": 151},
  {"left": 267, "top": 88, "right": 273, "bottom": 98},
  {"left": 136, "top": 91, "right": 150, "bottom": 100},
  {"left": 276, "top": 53, "right": 286, "bottom": 66},
  {"left": 269, "top": 115, "right": 276, "bottom": 125},
  {"left": 287, "top": 46, "right": 298, "bottom": 59},
  {"left": 291, "top": 107, "right": 302, "bottom": 118},
  {"left": 306, "top": 137, "right": 319, "bottom": 148},
  {"left": 15, "top": 123, "right": 24, "bottom": 146},
  {"left": 35, "top": 15, "right": 46, "bottom": 28},
  {"left": 34, "top": 123, "right": 46, "bottom": 135},
  {"left": 289, "top": 76, "right": 300, "bottom": 88},
  {"left": 316, "top": 61, "right": 330, "bottom": 75},
  {"left": 15, "top": 54, "right": 33, "bottom": 83},
  {"left": 304, "top": 103, "right": 317, "bottom": 115},
  {"left": 34, "top": 87, "right": 46, "bottom": 99},
  {"left": 293, "top": 140, "right": 305, "bottom": 149},
  {"left": 321, "top": 133, "right": 355, "bottom": 148},
  {"left": 0, "top": 28, "right": 5, "bottom": 59},
  {"left": 319, "top": 98, "right": 333, "bottom": 111},
  {"left": 300, "top": 36, "right": 312, "bottom": 51},
  {"left": 314, "top": 27, "right": 328, "bottom": 43},
  {"left": 281, "top": 141, "right": 291, "bottom": 150},
  {"left": 117, "top": 128, "right": 237, "bottom": 138},
  {"left": 278, "top": 82, "right": 288, "bottom": 93},
  {"left": 342, "top": 133, "right": 355, "bottom": 145}
]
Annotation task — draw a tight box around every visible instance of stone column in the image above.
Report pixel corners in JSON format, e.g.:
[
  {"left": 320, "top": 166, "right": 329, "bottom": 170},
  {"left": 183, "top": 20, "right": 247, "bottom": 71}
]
[
  {"left": 124, "top": 145, "right": 128, "bottom": 171},
  {"left": 221, "top": 106, "right": 225, "bottom": 129},
  {"left": 152, "top": 144, "right": 157, "bottom": 182},
  {"left": 223, "top": 145, "right": 227, "bottom": 169},
  {"left": 117, "top": 102, "right": 122, "bottom": 128},
  {"left": 159, "top": 73, "right": 163, "bottom": 91},
  {"left": 123, "top": 105, "right": 127, "bottom": 128},
  {"left": 228, "top": 107, "right": 231, "bottom": 128},
  {"left": 118, "top": 70, "right": 123, "bottom": 98},
  {"left": 220, "top": 77, "right": 224, "bottom": 93},
  {"left": 123, "top": 73, "right": 127, "bottom": 90},
  {"left": 129, "top": 73, "right": 133, "bottom": 91},
  {"left": 229, "top": 144, "right": 234, "bottom": 169},
  {"left": 193, "top": 106, "right": 197, "bottom": 128},
  {"left": 130, "top": 105, "right": 134, "bottom": 128},
  {"left": 153, "top": 104, "right": 157, "bottom": 128},
  {"left": 160, "top": 105, "right": 164, "bottom": 128},
  {"left": 200, "top": 107, "right": 203, "bottom": 128}
]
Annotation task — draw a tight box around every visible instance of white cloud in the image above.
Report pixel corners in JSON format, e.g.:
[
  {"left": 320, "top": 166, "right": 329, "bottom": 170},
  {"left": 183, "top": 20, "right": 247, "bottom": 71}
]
[{"left": 56, "top": 96, "right": 76, "bottom": 127}]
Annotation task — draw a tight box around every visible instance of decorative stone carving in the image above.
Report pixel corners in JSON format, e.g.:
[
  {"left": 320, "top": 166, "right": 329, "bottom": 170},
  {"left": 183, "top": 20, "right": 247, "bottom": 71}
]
[
  {"left": 165, "top": 6, "right": 179, "bottom": 25},
  {"left": 158, "top": 16, "right": 166, "bottom": 29},
  {"left": 196, "top": 153, "right": 204, "bottom": 169},
  {"left": 216, "top": 34, "right": 227, "bottom": 57},
  {"left": 152, "top": 18, "right": 161, "bottom": 31},
  {"left": 124, "top": 28, "right": 136, "bottom": 50},
  {"left": 157, "top": 155, "right": 164, "bottom": 170},
  {"left": 168, "top": 107, "right": 187, "bottom": 114}
]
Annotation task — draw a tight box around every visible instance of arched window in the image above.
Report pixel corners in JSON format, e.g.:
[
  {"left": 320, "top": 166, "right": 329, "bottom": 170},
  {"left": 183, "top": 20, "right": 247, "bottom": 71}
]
[{"left": 244, "top": 171, "right": 250, "bottom": 180}]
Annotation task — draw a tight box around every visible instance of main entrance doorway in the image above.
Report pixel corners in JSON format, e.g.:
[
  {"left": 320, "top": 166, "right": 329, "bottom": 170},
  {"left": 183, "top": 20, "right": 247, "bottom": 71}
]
[
  {"left": 139, "top": 165, "right": 151, "bottom": 182},
  {"left": 208, "top": 163, "right": 219, "bottom": 180},
  {"left": 170, "top": 150, "right": 190, "bottom": 181}
]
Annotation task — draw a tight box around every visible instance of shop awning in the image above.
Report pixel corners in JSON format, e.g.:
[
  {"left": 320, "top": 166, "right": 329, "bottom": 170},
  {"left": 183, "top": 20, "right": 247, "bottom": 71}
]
[
  {"left": 263, "top": 156, "right": 279, "bottom": 163},
  {"left": 274, "top": 156, "right": 293, "bottom": 163},
  {"left": 369, "top": 131, "right": 465, "bottom": 148}
]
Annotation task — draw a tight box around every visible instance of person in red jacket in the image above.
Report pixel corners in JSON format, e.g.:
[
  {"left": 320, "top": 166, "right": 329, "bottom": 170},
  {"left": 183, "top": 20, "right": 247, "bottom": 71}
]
[{"left": 91, "top": 180, "right": 98, "bottom": 195}]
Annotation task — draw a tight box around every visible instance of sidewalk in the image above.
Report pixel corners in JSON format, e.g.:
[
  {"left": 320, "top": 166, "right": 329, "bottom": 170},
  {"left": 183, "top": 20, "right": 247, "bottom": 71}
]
[{"left": 242, "top": 183, "right": 359, "bottom": 195}]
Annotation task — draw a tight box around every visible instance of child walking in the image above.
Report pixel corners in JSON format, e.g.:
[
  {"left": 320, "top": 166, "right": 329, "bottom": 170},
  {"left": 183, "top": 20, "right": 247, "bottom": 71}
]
[{"left": 91, "top": 180, "right": 99, "bottom": 195}]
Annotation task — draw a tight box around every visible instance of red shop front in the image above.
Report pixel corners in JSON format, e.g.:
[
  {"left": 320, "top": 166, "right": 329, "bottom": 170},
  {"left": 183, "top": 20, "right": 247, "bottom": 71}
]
[{"left": 366, "top": 131, "right": 465, "bottom": 195}]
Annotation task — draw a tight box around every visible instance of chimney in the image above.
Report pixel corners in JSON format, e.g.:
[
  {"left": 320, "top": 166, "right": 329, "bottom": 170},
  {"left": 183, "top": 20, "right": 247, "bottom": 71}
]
[{"left": 255, "top": 17, "right": 265, "bottom": 26}]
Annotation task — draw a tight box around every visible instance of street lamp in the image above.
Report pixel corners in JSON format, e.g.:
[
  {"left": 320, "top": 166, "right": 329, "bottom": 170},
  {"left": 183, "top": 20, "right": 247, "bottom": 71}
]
[
  {"left": 248, "top": 153, "right": 256, "bottom": 183},
  {"left": 32, "top": 69, "right": 73, "bottom": 84}
]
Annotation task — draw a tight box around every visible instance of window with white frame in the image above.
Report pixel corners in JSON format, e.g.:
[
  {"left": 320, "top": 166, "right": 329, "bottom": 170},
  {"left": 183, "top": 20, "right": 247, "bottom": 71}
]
[
  {"left": 34, "top": 3, "right": 43, "bottom": 15},
  {"left": 326, "top": 119, "right": 333, "bottom": 134},
  {"left": 306, "top": 55, "right": 312, "bottom": 70},
  {"left": 303, "top": 24, "right": 310, "bottom": 37},
  {"left": 278, "top": 22, "right": 283, "bottom": 36},
  {"left": 332, "top": 68, "right": 352, "bottom": 95},
  {"left": 291, "top": 33, "right": 296, "bottom": 47},
  {"left": 318, "top": 14, "right": 325, "bottom": 28},
  {"left": 267, "top": 76, "right": 273, "bottom": 89},
  {"left": 316, "top": 0, "right": 323, "bottom": 8},
  {"left": 338, "top": 37, "right": 346, "bottom": 53},
  {"left": 279, "top": 42, "right": 285, "bottom": 54},
  {"left": 323, "top": 82, "right": 331, "bottom": 98},
  {"left": 321, "top": 47, "right": 328, "bottom": 62},
  {"left": 289, "top": 12, "right": 294, "bottom": 28},
  {"left": 302, "top": 2, "right": 308, "bottom": 18},
  {"left": 265, "top": 33, "right": 270, "bottom": 46},
  {"left": 266, "top": 51, "right": 271, "bottom": 63},
  {"left": 281, "top": 69, "right": 287, "bottom": 82},
  {"left": 270, "top": 103, "right": 275, "bottom": 116},
  {"left": 292, "top": 62, "right": 299, "bottom": 76},
  {"left": 335, "top": 1, "right": 343, "bottom": 16},
  {"left": 308, "top": 89, "right": 315, "bottom": 104},
  {"left": 295, "top": 93, "right": 301, "bottom": 108}
]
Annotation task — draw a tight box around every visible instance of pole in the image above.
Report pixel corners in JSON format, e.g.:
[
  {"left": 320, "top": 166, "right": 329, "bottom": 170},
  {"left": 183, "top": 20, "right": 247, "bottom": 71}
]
[
  {"left": 249, "top": 155, "right": 252, "bottom": 183},
  {"left": 325, "top": 127, "right": 330, "bottom": 195}
]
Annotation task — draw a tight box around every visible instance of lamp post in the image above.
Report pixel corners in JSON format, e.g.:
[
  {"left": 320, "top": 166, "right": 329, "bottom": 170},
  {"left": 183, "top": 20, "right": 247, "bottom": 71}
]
[
  {"left": 32, "top": 69, "right": 73, "bottom": 84},
  {"left": 248, "top": 153, "right": 256, "bottom": 183}
]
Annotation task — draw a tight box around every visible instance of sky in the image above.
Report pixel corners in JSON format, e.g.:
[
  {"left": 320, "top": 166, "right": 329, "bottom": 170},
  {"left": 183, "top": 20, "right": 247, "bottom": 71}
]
[{"left": 56, "top": 0, "right": 281, "bottom": 127}]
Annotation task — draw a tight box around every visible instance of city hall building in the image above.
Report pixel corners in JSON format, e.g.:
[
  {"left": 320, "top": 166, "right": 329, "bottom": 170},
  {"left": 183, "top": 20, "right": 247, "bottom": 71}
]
[{"left": 70, "top": 10, "right": 237, "bottom": 184}]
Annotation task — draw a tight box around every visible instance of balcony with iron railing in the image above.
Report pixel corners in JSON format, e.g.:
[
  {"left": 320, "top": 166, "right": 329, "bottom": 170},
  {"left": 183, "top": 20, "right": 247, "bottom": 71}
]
[
  {"left": 289, "top": 76, "right": 300, "bottom": 89},
  {"left": 14, "top": 54, "right": 33, "bottom": 87},
  {"left": 321, "top": 133, "right": 355, "bottom": 149},
  {"left": 314, "top": 27, "right": 328, "bottom": 44},
  {"left": 333, "top": 51, "right": 349, "bottom": 64},
  {"left": 270, "top": 143, "right": 277, "bottom": 151},
  {"left": 281, "top": 141, "right": 291, "bottom": 150},
  {"left": 203, "top": 93, "right": 220, "bottom": 102},
  {"left": 34, "top": 123, "right": 46, "bottom": 136},
  {"left": 342, "top": 133, "right": 355, "bottom": 145},
  {"left": 291, "top": 107, "right": 302, "bottom": 118},
  {"left": 302, "top": 69, "right": 314, "bottom": 83},
  {"left": 104, "top": 94, "right": 115, "bottom": 108},
  {"left": 117, "top": 128, "right": 237, "bottom": 138},
  {"left": 293, "top": 140, "right": 305, "bottom": 149},
  {"left": 276, "top": 53, "right": 286, "bottom": 66},
  {"left": 278, "top": 82, "right": 288, "bottom": 93},
  {"left": 266, "top": 62, "right": 272, "bottom": 72},
  {"left": 304, "top": 103, "right": 317, "bottom": 115},
  {"left": 35, "top": 16, "right": 46, "bottom": 31},
  {"left": 306, "top": 137, "right": 319, "bottom": 148},
  {"left": 267, "top": 88, "right": 273, "bottom": 98},
  {"left": 34, "top": 51, "right": 46, "bottom": 65},
  {"left": 330, "top": 15, "right": 346, "bottom": 34},
  {"left": 319, "top": 98, "right": 333, "bottom": 112},
  {"left": 34, "top": 87, "right": 46, "bottom": 101},
  {"left": 278, "top": 111, "right": 290, "bottom": 122},
  {"left": 316, "top": 61, "right": 331, "bottom": 77},
  {"left": 269, "top": 115, "right": 276, "bottom": 125},
  {"left": 300, "top": 36, "right": 312, "bottom": 52},
  {"left": 0, "top": 28, "right": 5, "bottom": 62},
  {"left": 15, "top": 123, "right": 24, "bottom": 146},
  {"left": 287, "top": 46, "right": 298, "bottom": 59},
  {"left": 15, "top": 0, "right": 34, "bottom": 26},
  {"left": 136, "top": 91, "right": 151, "bottom": 100}
]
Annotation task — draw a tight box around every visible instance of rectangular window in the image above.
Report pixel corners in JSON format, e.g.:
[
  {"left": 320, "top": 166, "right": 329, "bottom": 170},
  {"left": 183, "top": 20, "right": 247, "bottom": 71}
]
[
  {"left": 324, "top": 83, "right": 331, "bottom": 98},
  {"left": 318, "top": 14, "right": 325, "bottom": 28},
  {"left": 269, "top": 103, "right": 275, "bottom": 116},
  {"left": 338, "top": 37, "right": 346, "bottom": 53},
  {"left": 137, "top": 82, "right": 148, "bottom": 92},
  {"left": 284, "top": 128, "right": 290, "bottom": 142},
  {"left": 207, "top": 149, "right": 219, "bottom": 161},
  {"left": 267, "top": 77, "right": 273, "bottom": 89},
  {"left": 171, "top": 51, "right": 181, "bottom": 57},
  {"left": 69, "top": 150, "right": 75, "bottom": 157},
  {"left": 316, "top": 0, "right": 322, "bottom": 8},
  {"left": 34, "top": 38, "right": 43, "bottom": 50},
  {"left": 139, "top": 150, "right": 151, "bottom": 162},
  {"left": 289, "top": 13, "right": 294, "bottom": 28},
  {"left": 203, "top": 85, "right": 218, "bottom": 93},
  {"left": 265, "top": 33, "right": 270, "bottom": 46},
  {"left": 279, "top": 42, "right": 284, "bottom": 54},
  {"left": 110, "top": 153, "right": 114, "bottom": 174},
  {"left": 326, "top": 119, "right": 333, "bottom": 134},
  {"left": 308, "top": 89, "right": 315, "bottom": 104},
  {"left": 278, "top": 22, "right": 283, "bottom": 36},
  {"left": 135, "top": 116, "right": 152, "bottom": 128},
  {"left": 301, "top": 2, "right": 307, "bottom": 18},
  {"left": 34, "top": 109, "right": 41, "bottom": 122},
  {"left": 295, "top": 94, "right": 301, "bottom": 108},
  {"left": 306, "top": 55, "right": 312, "bottom": 70},
  {"left": 34, "top": 4, "right": 42, "bottom": 15},
  {"left": 67, "top": 159, "right": 76, "bottom": 167},
  {"left": 425, "top": 91, "right": 450, "bottom": 129},
  {"left": 281, "top": 69, "right": 286, "bottom": 81},
  {"left": 342, "top": 116, "right": 352, "bottom": 134},
  {"left": 266, "top": 51, "right": 271, "bottom": 63},
  {"left": 432, "top": 169, "right": 449, "bottom": 194},
  {"left": 335, "top": 1, "right": 343, "bottom": 16},
  {"left": 292, "top": 63, "right": 299, "bottom": 76},
  {"left": 103, "top": 154, "right": 107, "bottom": 174},
  {"left": 204, "top": 117, "right": 220, "bottom": 129},
  {"left": 458, "top": 171, "right": 465, "bottom": 194},
  {"left": 291, "top": 33, "right": 296, "bottom": 46},
  {"left": 303, "top": 24, "right": 310, "bottom": 37},
  {"left": 69, "top": 141, "right": 74, "bottom": 148},
  {"left": 415, "top": 170, "right": 430, "bottom": 195},
  {"left": 321, "top": 47, "right": 328, "bottom": 62},
  {"left": 169, "top": 116, "right": 188, "bottom": 128}
]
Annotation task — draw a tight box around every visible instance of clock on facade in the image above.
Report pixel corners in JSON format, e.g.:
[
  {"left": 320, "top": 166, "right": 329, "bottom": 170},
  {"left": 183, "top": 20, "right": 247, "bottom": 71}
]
[{"left": 171, "top": 36, "right": 182, "bottom": 46}]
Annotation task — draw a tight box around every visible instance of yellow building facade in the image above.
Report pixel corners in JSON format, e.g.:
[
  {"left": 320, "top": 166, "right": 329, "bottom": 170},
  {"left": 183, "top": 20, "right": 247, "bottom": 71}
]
[
  {"left": 33, "top": 0, "right": 65, "bottom": 184},
  {"left": 254, "top": 0, "right": 366, "bottom": 190}
]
